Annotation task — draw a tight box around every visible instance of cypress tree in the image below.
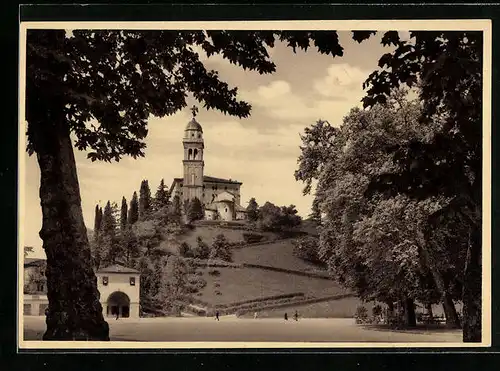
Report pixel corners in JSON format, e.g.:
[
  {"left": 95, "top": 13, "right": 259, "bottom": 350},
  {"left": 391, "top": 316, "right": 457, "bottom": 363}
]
[
  {"left": 128, "top": 191, "right": 139, "bottom": 225},
  {"left": 93, "top": 204, "right": 103, "bottom": 240},
  {"left": 139, "top": 180, "right": 152, "bottom": 220},
  {"left": 187, "top": 197, "right": 204, "bottom": 223},
  {"left": 120, "top": 197, "right": 128, "bottom": 231},
  {"left": 154, "top": 179, "right": 170, "bottom": 210},
  {"left": 246, "top": 198, "right": 259, "bottom": 222},
  {"left": 100, "top": 201, "right": 118, "bottom": 266}
]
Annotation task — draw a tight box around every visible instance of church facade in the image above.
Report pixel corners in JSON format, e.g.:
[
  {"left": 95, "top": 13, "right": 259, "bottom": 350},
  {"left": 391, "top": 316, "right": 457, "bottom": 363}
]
[{"left": 169, "top": 114, "right": 247, "bottom": 222}]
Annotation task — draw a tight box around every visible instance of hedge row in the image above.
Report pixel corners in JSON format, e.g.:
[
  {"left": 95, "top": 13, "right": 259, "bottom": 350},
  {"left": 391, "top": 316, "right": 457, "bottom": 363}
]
[
  {"left": 213, "top": 292, "right": 305, "bottom": 309},
  {"left": 242, "top": 263, "right": 334, "bottom": 280},
  {"left": 188, "top": 292, "right": 305, "bottom": 310},
  {"left": 206, "top": 294, "right": 310, "bottom": 316},
  {"left": 235, "top": 293, "right": 356, "bottom": 316}
]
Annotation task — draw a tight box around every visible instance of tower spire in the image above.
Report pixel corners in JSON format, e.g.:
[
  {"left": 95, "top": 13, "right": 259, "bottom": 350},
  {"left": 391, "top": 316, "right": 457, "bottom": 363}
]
[{"left": 190, "top": 105, "right": 199, "bottom": 118}]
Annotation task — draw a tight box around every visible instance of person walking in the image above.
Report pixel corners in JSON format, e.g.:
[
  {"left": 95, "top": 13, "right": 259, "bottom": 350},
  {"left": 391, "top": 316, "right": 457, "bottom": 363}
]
[
  {"left": 293, "top": 310, "right": 299, "bottom": 321},
  {"left": 116, "top": 310, "right": 119, "bottom": 320},
  {"left": 215, "top": 311, "right": 220, "bottom": 321},
  {"left": 284, "top": 312, "right": 288, "bottom": 321},
  {"left": 254, "top": 312, "right": 258, "bottom": 319}
]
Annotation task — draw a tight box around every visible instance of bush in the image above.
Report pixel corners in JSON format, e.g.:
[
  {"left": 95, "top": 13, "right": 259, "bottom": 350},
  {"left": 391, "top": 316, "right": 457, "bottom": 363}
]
[
  {"left": 179, "top": 242, "right": 192, "bottom": 257},
  {"left": 354, "top": 305, "right": 369, "bottom": 324},
  {"left": 243, "top": 232, "right": 265, "bottom": 244},
  {"left": 372, "top": 304, "right": 382, "bottom": 317},
  {"left": 208, "top": 269, "right": 220, "bottom": 276},
  {"left": 215, "top": 290, "right": 222, "bottom": 295}
]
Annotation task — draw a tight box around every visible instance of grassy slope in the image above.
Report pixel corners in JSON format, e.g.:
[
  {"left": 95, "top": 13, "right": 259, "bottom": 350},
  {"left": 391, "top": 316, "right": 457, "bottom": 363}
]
[
  {"left": 196, "top": 267, "right": 349, "bottom": 306},
  {"left": 232, "top": 239, "right": 327, "bottom": 274}
]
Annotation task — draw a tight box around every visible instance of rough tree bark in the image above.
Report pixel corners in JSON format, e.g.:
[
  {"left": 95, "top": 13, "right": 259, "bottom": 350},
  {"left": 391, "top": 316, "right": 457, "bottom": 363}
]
[
  {"left": 426, "top": 303, "right": 434, "bottom": 318},
  {"left": 403, "top": 298, "right": 417, "bottom": 328},
  {"left": 417, "top": 232, "right": 461, "bottom": 329},
  {"left": 462, "top": 224, "right": 482, "bottom": 342},
  {"left": 36, "top": 120, "right": 109, "bottom": 340}
]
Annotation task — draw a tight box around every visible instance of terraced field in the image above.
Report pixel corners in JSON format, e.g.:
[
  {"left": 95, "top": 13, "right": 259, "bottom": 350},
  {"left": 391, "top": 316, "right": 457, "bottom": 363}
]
[{"left": 195, "top": 266, "right": 348, "bottom": 306}]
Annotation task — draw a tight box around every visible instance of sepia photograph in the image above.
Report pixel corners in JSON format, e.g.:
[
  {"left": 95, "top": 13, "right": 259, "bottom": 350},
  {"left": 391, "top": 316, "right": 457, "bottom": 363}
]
[{"left": 18, "top": 19, "right": 491, "bottom": 349}]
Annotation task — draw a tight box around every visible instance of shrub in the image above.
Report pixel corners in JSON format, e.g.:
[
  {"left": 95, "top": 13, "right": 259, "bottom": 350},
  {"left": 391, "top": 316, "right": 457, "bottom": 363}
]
[
  {"left": 214, "top": 282, "right": 221, "bottom": 288},
  {"left": 179, "top": 242, "right": 192, "bottom": 257},
  {"left": 208, "top": 269, "right": 220, "bottom": 276},
  {"left": 215, "top": 290, "right": 222, "bottom": 296},
  {"left": 243, "top": 232, "right": 265, "bottom": 244},
  {"left": 209, "top": 234, "right": 233, "bottom": 262},
  {"left": 354, "top": 305, "right": 369, "bottom": 324},
  {"left": 372, "top": 304, "right": 382, "bottom": 317}
]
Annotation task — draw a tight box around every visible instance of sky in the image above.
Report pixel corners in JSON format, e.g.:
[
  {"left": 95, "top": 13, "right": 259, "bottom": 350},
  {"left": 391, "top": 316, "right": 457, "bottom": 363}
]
[{"left": 22, "top": 31, "right": 397, "bottom": 259}]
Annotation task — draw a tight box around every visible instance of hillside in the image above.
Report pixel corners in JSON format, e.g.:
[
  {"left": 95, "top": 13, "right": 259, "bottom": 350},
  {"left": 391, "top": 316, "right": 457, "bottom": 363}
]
[
  {"left": 232, "top": 239, "right": 328, "bottom": 275},
  {"left": 131, "top": 218, "right": 364, "bottom": 319}
]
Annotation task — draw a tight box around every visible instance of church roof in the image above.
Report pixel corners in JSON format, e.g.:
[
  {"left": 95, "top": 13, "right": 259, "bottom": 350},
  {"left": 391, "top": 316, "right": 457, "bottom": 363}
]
[
  {"left": 97, "top": 264, "right": 140, "bottom": 274},
  {"left": 24, "top": 258, "right": 46, "bottom": 267},
  {"left": 203, "top": 176, "right": 242, "bottom": 185},
  {"left": 185, "top": 118, "right": 203, "bottom": 132},
  {"left": 204, "top": 204, "right": 217, "bottom": 211}
]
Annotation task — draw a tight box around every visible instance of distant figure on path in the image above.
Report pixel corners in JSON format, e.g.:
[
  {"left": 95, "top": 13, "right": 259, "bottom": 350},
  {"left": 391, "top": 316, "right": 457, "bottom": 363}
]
[
  {"left": 284, "top": 312, "right": 288, "bottom": 321},
  {"left": 215, "top": 311, "right": 220, "bottom": 321},
  {"left": 294, "top": 310, "right": 299, "bottom": 321},
  {"left": 116, "top": 311, "right": 119, "bottom": 320},
  {"left": 254, "top": 312, "right": 258, "bottom": 319}
]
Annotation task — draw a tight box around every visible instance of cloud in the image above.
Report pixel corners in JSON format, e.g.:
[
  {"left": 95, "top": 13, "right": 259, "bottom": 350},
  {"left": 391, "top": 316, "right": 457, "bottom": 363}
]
[
  {"left": 239, "top": 64, "right": 369, "bottom": 127},
  {"left": 313, "top": 63, "right": 369, "bottom": 99}
]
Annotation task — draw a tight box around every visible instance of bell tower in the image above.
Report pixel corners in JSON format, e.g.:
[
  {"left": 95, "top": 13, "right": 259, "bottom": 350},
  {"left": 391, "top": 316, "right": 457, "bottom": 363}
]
[{"left": 182, "top": 106, "right": 204, "bottom": 203}]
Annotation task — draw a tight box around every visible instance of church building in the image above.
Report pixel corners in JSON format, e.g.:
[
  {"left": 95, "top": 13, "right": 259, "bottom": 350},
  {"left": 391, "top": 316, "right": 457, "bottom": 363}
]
[{"left": 169, "top": 108, "right": 247, "bottom": 222}]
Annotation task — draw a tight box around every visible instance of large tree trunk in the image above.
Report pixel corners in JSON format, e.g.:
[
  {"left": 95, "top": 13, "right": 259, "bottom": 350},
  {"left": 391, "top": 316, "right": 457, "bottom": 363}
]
[
  {"left": 462, "top": 224, "right": 482, "bottom": 342},
  {"left": 426, "top": 303, "right": 434, "bottom": 318},
  {"left": 442, "top": 293, "right": 461, "bottom": 329},
  {"left": 416, "top": 235, "right": 461, "bottom": 328},
  {"left": 403, "top": 298, "right": 417, "bottom": 328},
  {"left": 36, "top": 122, "right": 109, "bottom": 340}
]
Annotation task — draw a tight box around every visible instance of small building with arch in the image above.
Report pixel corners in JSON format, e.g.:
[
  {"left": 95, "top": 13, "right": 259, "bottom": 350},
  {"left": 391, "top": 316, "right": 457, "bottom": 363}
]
[{"left": 96, "top": 264, "right": 141, "bottom": 319}]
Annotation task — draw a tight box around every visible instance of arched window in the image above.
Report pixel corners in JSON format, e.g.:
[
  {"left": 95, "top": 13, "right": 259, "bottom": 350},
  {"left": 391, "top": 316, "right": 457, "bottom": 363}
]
[
  {"left": 188, "top": 148, "right": 193, "bottom": 160},
  {"left": 198, "top": 133, "right": 201, "bottom": 138},
  {"left": 194, "top": 149, "right": 198, "bottom": 160}
]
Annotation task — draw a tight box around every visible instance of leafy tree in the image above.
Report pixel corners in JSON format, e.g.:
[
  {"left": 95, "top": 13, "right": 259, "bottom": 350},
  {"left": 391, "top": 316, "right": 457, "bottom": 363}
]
[
  {"left": 128, "top": 191, "right": 139, "bottom": 225},
  {"left": 139, "top": 180, "right": 152, "bottom": 220},
  {"left": 279, "top": 205, "right": 302, "bottom": 230},
  {"left": 257, "top": 201, "right": 283, "bottom": 231},
  {"left": 187, "top": 197, "right": 204, "bottom": 223},
  {"left": 355, "top": 31, "right": 482, "bottom": 341},
  {"left": 120, "top": 197, "right": 128, "bottom": 231},
  {"left": 246, "top": 198, "right": 259, "bottom": 222},
  {"left": 170, "top": 195, "right": 183, "bottom": 224},
  {"left": 24, "top": 27, "right": 374, "bottom": 340},
  {"left": 122, "top": 226, "right": 140, "bottom": 268},
  {"left": 209, "top": 234, "right": 232, "bottom": 262},
  {"left": 196, "top": 236, "right": 211, "bottom": 260},
  {"left": 292, "top": 236, "right": 323, "bottom": 266},
  {"left": 164, "top": 256, "right": 189, "bottom": 308},
  {"left": 308, "top": 198, "right": 322, "bottom": 225},
  {"left": 295, "top": 120, "right": 338, "bottom": 196},
  {"left": 137, "top": 257, "right": 154, "bottom": 313},
  {"left": 257, "top": 202, "right": 301, "bottom": 232},
  {"left": 179, "top": 242, "right": 192, "bottom": 258},
  {"left": 305, "top": 95, "right": 462, "bottom": 328}
]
